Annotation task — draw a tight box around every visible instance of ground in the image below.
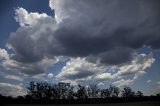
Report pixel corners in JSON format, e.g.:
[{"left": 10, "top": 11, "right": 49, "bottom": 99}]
[{"left": 4, "top": 101, "right": 160, "bottom": 106}]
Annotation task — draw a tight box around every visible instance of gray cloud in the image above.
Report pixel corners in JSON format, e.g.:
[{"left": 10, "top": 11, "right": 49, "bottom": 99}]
[
  {"left": 63, "top": 70, "right": 94, "bottom": 80},
  {"left": 4, "top": 75, "right": 23, "bottom": 81},
  {"left": 2, "top": 56, "right": 58, "bottom": 75},
  {"left": 4, "top": 0, "right": 160, "bottom": 76},
  {"left": 0, "top": 82, "right": 25, "bottom": 97},
  {"left": 50, "top": 0, "right": 160, "bottom": 65}
]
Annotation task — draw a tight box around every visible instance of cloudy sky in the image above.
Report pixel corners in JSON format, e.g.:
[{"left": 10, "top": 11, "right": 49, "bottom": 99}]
[{"left": 0, "top": 0, "right": 160, "bottom": 97}]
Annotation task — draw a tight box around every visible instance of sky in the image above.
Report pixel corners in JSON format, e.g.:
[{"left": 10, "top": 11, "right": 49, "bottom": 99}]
[{"left": 0, "top": 0, "right": 160, "bottom": 97}]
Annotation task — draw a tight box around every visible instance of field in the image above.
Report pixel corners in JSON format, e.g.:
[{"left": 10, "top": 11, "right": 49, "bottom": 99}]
[{"left": 5, "top": 101, "right": 160, "bottom": 106}]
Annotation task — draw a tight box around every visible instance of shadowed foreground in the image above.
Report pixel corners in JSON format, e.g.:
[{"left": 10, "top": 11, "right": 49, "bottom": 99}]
[
  {"left": 1, "top": 81, "right": 160, "bottom": 105},
  {"left": 5, "top": 102, "right": 160, "bottom": 106}
]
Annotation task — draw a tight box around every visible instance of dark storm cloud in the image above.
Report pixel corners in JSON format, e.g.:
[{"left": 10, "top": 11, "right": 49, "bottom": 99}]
[
  {"left": 8, "top": 0, "right": 160, "bottom": 66},
  {"left": 49, "top": 0, "right": 160, "bottom": 65}
]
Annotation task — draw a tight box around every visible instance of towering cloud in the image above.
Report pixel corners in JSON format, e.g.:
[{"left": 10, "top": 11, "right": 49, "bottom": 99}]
[
  {"left": 1, "top": 0, "right": 157, "bottom": 81},
  {"left": 49, "top": 0, "right": 160, "bottom": 65},
  {"left": 6, "top": 0, "right": 160, "bottom": 68}
]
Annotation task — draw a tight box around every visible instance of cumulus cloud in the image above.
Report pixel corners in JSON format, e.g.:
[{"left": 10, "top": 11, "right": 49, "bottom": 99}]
[
  {"left": 6, "top": 0, "right": 160, "bottom": 70},
  {"left": 98, "top": 82, "right": 105, "bottom": 86},
  {"left": 2, "top": 1, "right": 157, "bottom": 77},
  {"left": 95, "top": 73, "right": 112, "bottom": 81},
  {"left": 0, "top": 10, "right": 61, "bottom": 93},
  {"left": 56, "top": 53, "right": 154, "bottom": 85},
  {"left": 113, "top": 79, "right": 133, "bottom": 87},
  {"left": 0, "top": 48, "right": 9, "bottom": 60},
  {"left": 0, "top": 7, "right": 61, "bottom": 76},
  {"left": 147, "top": 80, "right": 151, "bottom": 83},
  {"left": 49, "top": 0, "right": 160, "bottom": 65},
  {"left": 15, "top": 7, "right": 50, "bottom": 27},
  {"left": 9, "top": 7, "right": 57, "bottom": 63},
  {"left": 111, "top": 53, "right": 155, "bottom": 87},
  {"left": 133, "top": 71, "right": 146, "bottom": 80},
  {"left": 115, "top": 53, "right": 155, "bottom": 77},
  {"left": 56, "top": 57, "right": 107, "bottom": 80},
  {"left": 47, "top": 73, "right": 54, "bottom": 79},
  {"left": 0, "top": 82, "right": 25, "bottom": 97}
]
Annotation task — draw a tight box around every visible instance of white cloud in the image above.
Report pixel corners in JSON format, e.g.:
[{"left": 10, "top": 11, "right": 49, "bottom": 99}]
[
  {"left": 4, "top": 75, "right": 23, "bottom": 81},
  {"left": 98, "top": 82, "right": 105, "bottom": 86},
  {"left": 0, "top": 48, "right": 9, "bottom": 60},
  {"left": 157, "top": 81, "right": 160, "bottom": 85},
  {"left": 32, "top": 73, "right": 46, "bottom": 80},
  {"left": 15, "top": 7, "right": 50, "bottom": 27},
  {"left": 56, "top": 57, "right": 107, "bottom": 80},
  {"left": 0, "top": 82, "right": 25, "bottom": 97},
  {"left": 113, "top": 79, "right": 134, "bottom": 87},
  {"left": 133, "top": 71, "right": 146, "bottom": 80},
  {"left": 115, "top": 53, "right": 155, "bottom": 78},
  {"left": 95, "top": 73, "right": 112, "bottom": 80},
  {"left": 112, "top": 53, "right": 154, "bottom": 87},
  {"left": 60, "top": 80, "right": 78, "bottom": 86},
  {"left": 147, "top": 80, "right": 151, "bottom": 83},
  {"left": 57, "top": 53, "right": 155, "bottom": 85},
  {"left": 47, "top": 73, "right": 54, "bottom": 79},
  {"left": 49, "top": 0, "right": 63, "bottom": 23}
]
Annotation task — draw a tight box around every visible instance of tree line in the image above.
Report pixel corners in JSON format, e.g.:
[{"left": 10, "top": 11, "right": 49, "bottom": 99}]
[
  {"left": 26, "top": 81, "right": 144, "bottom": 99},
  {"left": 0, "top": 81, "right": 160, "bottom": 104}
]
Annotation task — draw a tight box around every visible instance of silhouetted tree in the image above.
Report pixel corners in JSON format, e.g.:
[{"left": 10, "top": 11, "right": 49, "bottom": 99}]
[
  {"left": 101, "top": 89, "right": 110, "bottom": 98},
  {"left": 17, "top": 96, "right": 24, "bottom": 99},
  {"left": 57, "top": 82, "right": 73, "bottom": 99},
  {"left": 136, "top": 91, "right": 143, "bottom": 97},
  {"left": 122, "top": 87, "right": 135, "bottom": 97},
  {"left": 67, "top": 85, "right": 74, "bottom": 99},
  {"left": 43, "top": 82, "right": 53, "bottom": 99},
  {"left": 50, "top": 84, "right": 59, "bottom": 99},
  {"left": 1, "top": 81, "right": 160, "bottom": 104},
  {"left": 27, "top": 81, "right": 36, "bottom": 99},
  {"left": 88, "top": 84, "right": 100, "bottom": 98},
  {"left": 87, "top": 85, "right": 92, "bottom": 98},
  {"left": 156, "top": 93, "right": 160, "bottom": 97},
  {"left": 109, "top": 85, "right": 120, "bottom": 97},
  {"left": 76, "top": 85, "right": 88, "bottom": 99},
  {"left": 35, "top": 82, "right": 43, "bottom": 99}
]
